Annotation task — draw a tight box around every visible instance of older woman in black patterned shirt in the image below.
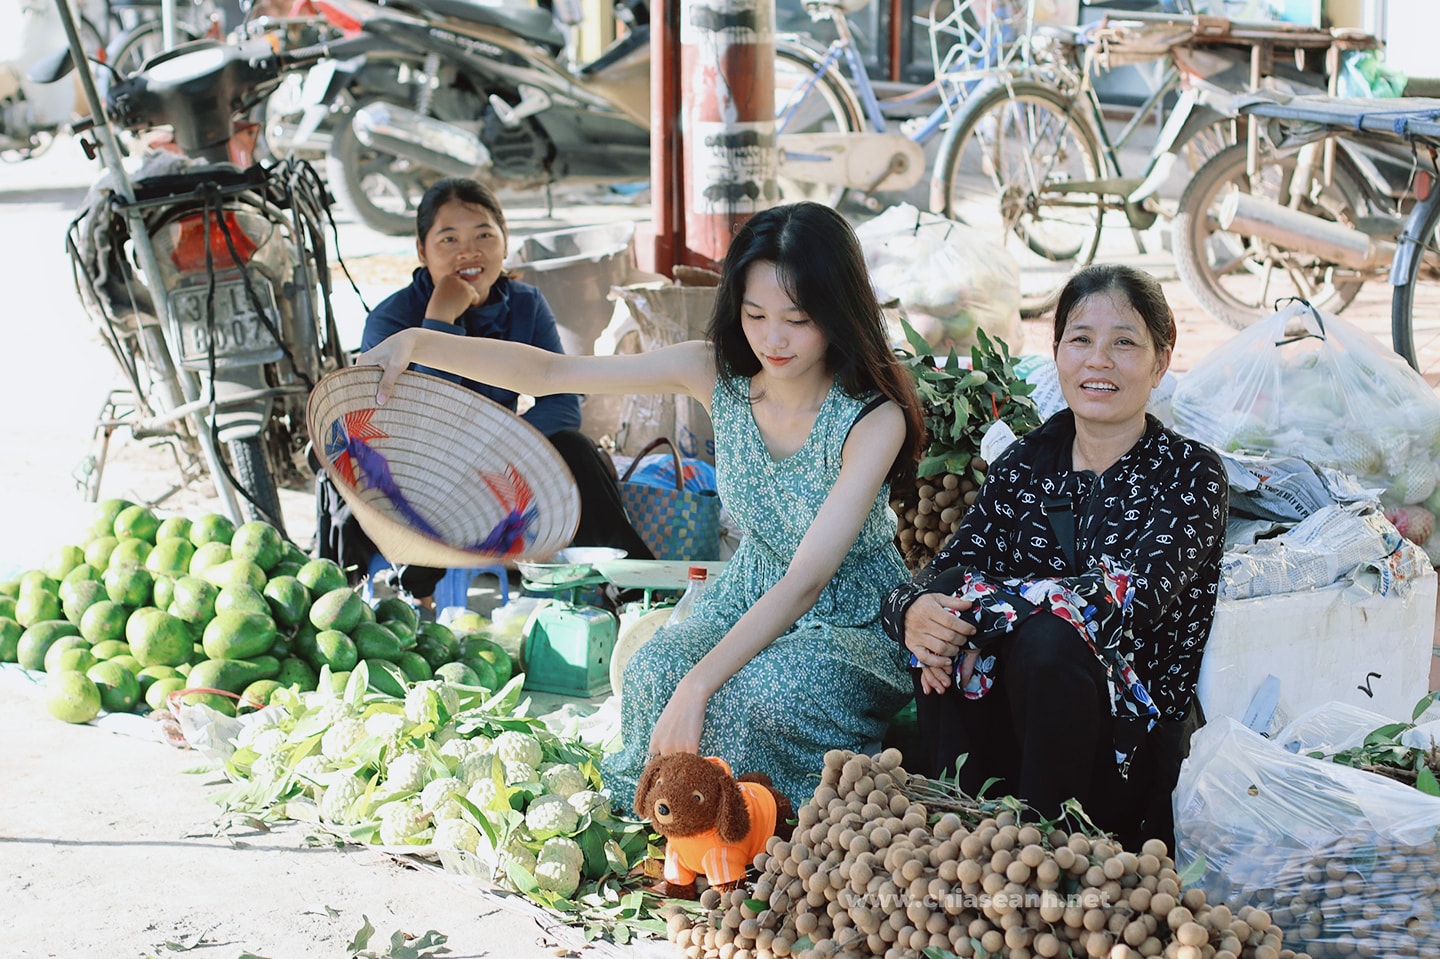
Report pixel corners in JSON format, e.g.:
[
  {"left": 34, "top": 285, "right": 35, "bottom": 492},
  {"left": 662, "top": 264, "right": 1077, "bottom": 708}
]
[{"left": 881, "top": 264, "right": 1227, "bottom": 852}]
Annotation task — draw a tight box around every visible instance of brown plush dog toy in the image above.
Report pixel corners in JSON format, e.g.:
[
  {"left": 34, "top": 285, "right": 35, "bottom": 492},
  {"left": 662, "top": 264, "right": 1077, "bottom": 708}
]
[{"left": 634, "top": 753, "right": 794, "bottom": 898}]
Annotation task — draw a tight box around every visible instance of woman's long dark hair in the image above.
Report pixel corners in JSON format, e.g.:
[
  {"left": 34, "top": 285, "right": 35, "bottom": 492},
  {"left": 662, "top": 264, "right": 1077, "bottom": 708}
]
[{"left": 707, "top": 202, "right": 925, "bottom": 483}]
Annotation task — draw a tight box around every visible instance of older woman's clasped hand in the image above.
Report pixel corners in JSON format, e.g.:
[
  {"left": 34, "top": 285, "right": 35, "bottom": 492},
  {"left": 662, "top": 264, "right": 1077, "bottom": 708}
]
[{"left": 904, "top": 593, "right": 978, "bottom": 695}]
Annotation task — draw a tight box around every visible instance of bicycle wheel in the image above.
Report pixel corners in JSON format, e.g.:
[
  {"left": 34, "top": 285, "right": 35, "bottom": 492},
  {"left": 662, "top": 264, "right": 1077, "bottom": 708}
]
[
  {"left": 1391, "top": 189, "right": 1440, "bottom": 380},
  {"left": 774, "top": 40, "right": 864, "bottom": 208},
  {"left": 931, "top": 79, "right": 1104, "bottom": 316},
  {"left": 1171, "top": 143, "right": 1369, "bottom": 331}
]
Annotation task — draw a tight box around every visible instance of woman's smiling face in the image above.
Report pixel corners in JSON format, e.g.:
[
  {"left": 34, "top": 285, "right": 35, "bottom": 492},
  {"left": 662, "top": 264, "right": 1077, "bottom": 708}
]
[
  {"left": 417, "top": 199, "right": 507, "bottom": 301},
  {"left": 1055, "top": 291, "right": 1170, "bottom": 431}
]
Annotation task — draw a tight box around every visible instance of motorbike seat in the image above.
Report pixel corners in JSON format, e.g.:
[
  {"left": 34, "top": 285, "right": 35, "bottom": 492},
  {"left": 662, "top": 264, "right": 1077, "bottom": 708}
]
[{"left": 397, "top": 0, "right": 565, "bottom": 54}]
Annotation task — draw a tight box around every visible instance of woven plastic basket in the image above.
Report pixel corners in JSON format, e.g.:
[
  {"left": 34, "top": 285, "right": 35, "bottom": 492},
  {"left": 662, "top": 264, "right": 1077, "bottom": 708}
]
[{"left": 306, "top": 366, "right": 580, "bottom": 568}]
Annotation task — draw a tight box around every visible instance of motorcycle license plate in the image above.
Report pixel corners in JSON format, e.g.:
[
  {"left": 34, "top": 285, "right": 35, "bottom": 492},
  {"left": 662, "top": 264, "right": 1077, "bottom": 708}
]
[{"left": 169, "top": 278, "right": 285, "bottom": 370}]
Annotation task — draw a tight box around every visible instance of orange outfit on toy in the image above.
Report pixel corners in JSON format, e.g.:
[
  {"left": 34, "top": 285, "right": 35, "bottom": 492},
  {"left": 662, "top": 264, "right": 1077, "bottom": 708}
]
[{"left": 662, "top": 757, "right": 778, "bottom": 887}]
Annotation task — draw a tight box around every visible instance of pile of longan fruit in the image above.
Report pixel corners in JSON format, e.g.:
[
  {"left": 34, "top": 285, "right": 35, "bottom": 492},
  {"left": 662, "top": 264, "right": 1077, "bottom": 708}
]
[
  {"left": 664, "top": 749, "right": 1309, "bottom": 959},
  {"left": 892, "top": 466, "right": 985, "bottom": 571},
  {"left": 1181, "top": 828, "right": 1440, "bottom": 959}
]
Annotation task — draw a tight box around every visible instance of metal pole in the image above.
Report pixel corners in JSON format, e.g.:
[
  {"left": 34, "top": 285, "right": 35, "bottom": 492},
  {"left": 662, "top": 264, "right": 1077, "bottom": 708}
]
[
  {"left": 680, "top": 0, "right": 777, "bottom": 266},
  {"left": 52, "top": 0, "right": 244, "bottom": 521},
  {"left": 163, "top": 0, "right": 178, "bottom": 50}
]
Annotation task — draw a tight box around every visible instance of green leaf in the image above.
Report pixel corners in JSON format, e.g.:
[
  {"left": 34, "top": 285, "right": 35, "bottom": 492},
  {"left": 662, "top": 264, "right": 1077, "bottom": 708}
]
[
  {"left": 897, "top": 315, "right": 931, "bottom": 356},
  {"left": 1418, "top": 767, "right": 1440, "bottom": 796},
  {"left": 1415, "top": 691, "right": 1439, "bottom": 722},
  {"left": 613, "top": 922, "right": 631, "bottom": 944},
  {"left": 1364, "top": 723, "right": 1412, "bottom": 745},
  {"left": 345, "top": 662, "right": 370, "bottom": 707},
  {"left": 744, "top": 898, "right": 767, "bottom": 913},
  {"left": 503, "top": 859, "right": 539, "bottom": 895},
  {"left": 1176, "top": 852, "right": 1208, "bottom": 888},
  {"left": 917, "top": 455, "right": 952, "bottom": 479},
  {"left": 603, "top": 838, "right": 629, "bottom": 876},
  {"left": 347, "top": 915, "right": 376, "bottom": 953}
]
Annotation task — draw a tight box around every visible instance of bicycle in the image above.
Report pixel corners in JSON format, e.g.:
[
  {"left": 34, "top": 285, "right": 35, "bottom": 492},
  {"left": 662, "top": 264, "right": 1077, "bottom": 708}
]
[
  {"left": 1184, "top": 93, "right": 1440, "bottom": 384},
  {"left": 930, "top": 10, "right": 1358, "bottom": 315},
  {"left": 773, "top": 0, "right": 1063, "bottom": 209}
]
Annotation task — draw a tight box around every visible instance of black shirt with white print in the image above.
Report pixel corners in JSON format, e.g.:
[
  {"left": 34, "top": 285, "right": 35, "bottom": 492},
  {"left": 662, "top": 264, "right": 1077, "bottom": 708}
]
[{"left": 882, "top": 409, "right": 1228, "bottom": 724}]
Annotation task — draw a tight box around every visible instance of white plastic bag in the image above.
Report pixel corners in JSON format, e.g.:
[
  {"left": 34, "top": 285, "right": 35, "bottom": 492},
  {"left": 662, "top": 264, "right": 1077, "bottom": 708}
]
[
  {"left": 855, "top": 203, "right": 1022, "bottom": 352},
  {"left": 1173, "top": 301, "right": 1440, "bottom": 535},
  {"left": 1176, "top": 716, "right": 1440, "bottom": 958}
]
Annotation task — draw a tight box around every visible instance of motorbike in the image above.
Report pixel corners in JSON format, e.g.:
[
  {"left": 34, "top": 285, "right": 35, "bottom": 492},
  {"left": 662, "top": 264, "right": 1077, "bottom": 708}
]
[
  {"left": 1170, "top": 83, "right": 1435, "bottom": 331},
  {"left": 0, "top": 0, "right": 105, "bottom": 158},
  {"left": 269, "top": 0, "right": 653, "bottom": 235},
  {"left": 53, "top": 0, "right": 365, "bottom": 532}
]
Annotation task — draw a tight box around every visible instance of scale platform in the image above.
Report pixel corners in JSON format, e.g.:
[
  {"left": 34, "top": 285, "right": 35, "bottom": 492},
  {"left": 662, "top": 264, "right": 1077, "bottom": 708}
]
[{"left": 518, "top": 559, "right": 728, "bottom": 698}]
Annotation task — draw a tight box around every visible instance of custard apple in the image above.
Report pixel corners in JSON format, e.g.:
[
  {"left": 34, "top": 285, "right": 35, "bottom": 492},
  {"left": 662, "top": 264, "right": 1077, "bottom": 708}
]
[
  {"left": 365, "top": 712, "right": 406, "bottom": 746},
  {"left": 439, "top": 735, "right": 488, "bottom": 766},
  {"left": 465, "top": 777, "right": 502, "bottom": 812},
  {"left": 247, "top": 726, "right": 288, "bottom": 758},
  {"left": 567, "top": 790, "right": 607, "bottom": 817},
  {"left": 496, "top": 839, "right": 537, "bottom": 879},
  {"left": 294, "top": 754, "right": 331, "bottom": 784},
  {"left": 494, "top": 730, "right": 543, "bottom": 768},
  {"left": 538, "top": 763, "right": 588, "bottom": 799},
  {"left": 320, "top": 775, "right": 367, "bottom": 824},
  {"left": 503, "top": 760, "right": 537, "bottom": 786},
  {"left": 433, "top": 818, "right": 480, "bottom": 855},
  {"left": 534, "top": 837, "right": 584, "bottom": 898},
  {"left": 378, "top": 799, "right": 430, "bottom": 846},
  {"left": 459, "top": 751, "right": 498, "bottom": 785},
  {"left": 320, "top": 717, "right": 366, "bottom": 762},
  {"left": 405, "top": 680, "right": 460, "bottom": 725},
  {"left": 525, "top": 794, "right": 580, "bottom": 839},
  {"left": 384, "top": 749, "right": 428, "bottom": 794},
  {"left": 420, "top": 776, "right": 466, "bottom": 814}
]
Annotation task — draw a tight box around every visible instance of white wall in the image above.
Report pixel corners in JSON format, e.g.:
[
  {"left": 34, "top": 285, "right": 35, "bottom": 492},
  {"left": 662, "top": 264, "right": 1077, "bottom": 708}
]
[{"left": 1371, "top": 0, "right": 1440, "bottom": 79}]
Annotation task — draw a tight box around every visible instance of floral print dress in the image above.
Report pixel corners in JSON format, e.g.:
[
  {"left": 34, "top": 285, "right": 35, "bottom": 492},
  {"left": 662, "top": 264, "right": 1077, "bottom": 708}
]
[{"left": 601, "top": 376, "right": 913, "bottom": 810}]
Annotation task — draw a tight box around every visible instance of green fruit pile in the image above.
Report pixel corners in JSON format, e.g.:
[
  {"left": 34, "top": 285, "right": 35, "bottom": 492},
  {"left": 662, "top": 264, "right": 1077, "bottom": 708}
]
[{"left": 0, "top": 498, "right": 519, "bottom": 723}]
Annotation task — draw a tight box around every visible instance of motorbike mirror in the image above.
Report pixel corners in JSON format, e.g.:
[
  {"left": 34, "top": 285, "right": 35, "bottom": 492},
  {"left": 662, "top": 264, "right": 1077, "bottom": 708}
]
[{"left": 27, "top": 46, "right": 76, "bottom": 85}]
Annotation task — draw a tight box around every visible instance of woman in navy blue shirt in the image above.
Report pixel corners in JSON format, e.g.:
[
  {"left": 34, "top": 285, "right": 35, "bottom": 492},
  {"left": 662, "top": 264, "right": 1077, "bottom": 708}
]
[{"left": 342, "top": 177, "right": 651, "bottom": 605}]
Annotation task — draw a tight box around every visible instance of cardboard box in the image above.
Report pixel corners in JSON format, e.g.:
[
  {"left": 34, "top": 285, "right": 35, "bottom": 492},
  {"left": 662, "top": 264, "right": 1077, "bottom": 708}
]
[{"left": 1196, "top": 570, "right": 1438, "bottom": 730}]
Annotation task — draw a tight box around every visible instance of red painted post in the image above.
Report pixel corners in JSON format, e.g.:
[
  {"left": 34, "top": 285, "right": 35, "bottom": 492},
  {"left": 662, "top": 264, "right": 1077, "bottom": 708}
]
[
  {"left": 644, "top": 0, "right": 683, "bottom": 278},
  {"left": 679, "top": 0, "right": 777, "bottom": 267}
]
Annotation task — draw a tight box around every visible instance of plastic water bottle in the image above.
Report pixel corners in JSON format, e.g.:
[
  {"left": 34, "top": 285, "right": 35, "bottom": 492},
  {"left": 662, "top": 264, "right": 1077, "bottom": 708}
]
[{"left": 665, "top": 566, "right": 709, "bottom": 626}]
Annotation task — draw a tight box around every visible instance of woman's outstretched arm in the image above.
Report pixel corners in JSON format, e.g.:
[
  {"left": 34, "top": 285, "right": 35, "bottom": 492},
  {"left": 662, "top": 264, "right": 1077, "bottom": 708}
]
[{"left": 360, "top": 329, "right": 718, "bottom": 410}]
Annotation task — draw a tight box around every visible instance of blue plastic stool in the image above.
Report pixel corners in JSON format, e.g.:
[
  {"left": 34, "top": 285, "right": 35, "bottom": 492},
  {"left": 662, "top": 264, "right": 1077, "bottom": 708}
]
[
  {"left": 435, "top": 565, "right": 510, "bottom": 610},
  {"left": 361, "top": 554, "right": 510, "bottom": 609}
]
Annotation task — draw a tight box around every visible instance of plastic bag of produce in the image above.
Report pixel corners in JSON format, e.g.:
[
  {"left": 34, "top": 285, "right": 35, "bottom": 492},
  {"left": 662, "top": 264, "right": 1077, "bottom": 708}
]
[
  {"left": 1175, "top": 715, "right": 1440, "bottom": 959},
  {"left": 855, "top": 203, "right": 1022, "bottom": 351},
  {"left": 1172, "top": 301, "right": 1440, "bottom": 525}
]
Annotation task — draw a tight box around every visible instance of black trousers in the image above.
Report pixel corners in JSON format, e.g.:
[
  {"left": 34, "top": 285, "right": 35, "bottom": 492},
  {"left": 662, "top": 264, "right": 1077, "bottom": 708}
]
[
  {"left": 910, "top": 611, "right": 1186, "bottom": 853},
  {"left": 398, "top": 429, "right": 654, "bottom": 598}
]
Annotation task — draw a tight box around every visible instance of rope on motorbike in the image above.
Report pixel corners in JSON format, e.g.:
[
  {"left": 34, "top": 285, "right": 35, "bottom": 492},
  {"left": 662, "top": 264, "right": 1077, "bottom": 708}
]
[
  {"left": 293, "top": 156, "right": 372, "bottom": 318},
  {"left": 277, "top": 156, "right": 345, "bottom": 369},
  {"left": 196, "top": 193, "right": 294, "bottom": 541},
  {"left": 63, "top": 211, "right": 146, "bottom": 403}
]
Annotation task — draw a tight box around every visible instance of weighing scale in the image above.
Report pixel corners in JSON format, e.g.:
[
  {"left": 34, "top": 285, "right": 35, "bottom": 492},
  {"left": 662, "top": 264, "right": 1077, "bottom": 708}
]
[{"left": 517, "top": 559, "right": 727, "bottom": 698}]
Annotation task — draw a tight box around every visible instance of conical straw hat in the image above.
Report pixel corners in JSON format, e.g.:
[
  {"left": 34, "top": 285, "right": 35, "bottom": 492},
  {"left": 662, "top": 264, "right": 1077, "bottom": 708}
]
[{"left": 307, "top": 366, "right": 580, "bottom": 568}]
